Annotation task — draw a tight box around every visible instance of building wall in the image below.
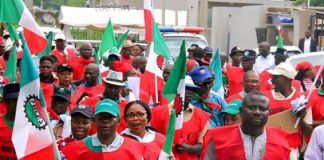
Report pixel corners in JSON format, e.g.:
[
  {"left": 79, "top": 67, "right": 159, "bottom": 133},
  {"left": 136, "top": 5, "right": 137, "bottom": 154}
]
[{"left": 210, "top": 6, "right": 267, "bottom": 53}]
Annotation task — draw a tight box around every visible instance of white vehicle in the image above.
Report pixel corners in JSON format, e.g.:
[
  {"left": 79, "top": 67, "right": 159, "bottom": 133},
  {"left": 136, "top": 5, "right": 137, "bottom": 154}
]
[
  {"left": 160, "top": 27, "right": 208, "bottom": 58},
  {"left": 286, "top": 51, "right": 324, "bottom": 68}
]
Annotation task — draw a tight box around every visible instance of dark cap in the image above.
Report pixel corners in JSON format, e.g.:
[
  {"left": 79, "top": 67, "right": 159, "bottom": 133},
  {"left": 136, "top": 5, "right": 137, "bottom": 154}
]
[
  {"left": 242, "top": 50, "right": 257, "bottom": 60},
  {"left": 203, "top": 47, "right": 213, "bottom": 54},
  {"left": 189, "top": 66, "right": 213, "bottom": 83},
  {"left": 52, "top": 87, "right": 71, "bottom": 101},
  {"left": 57, "top": 64, "right": 73, "bottom": 73},
  {"left": 3, "top": 83, "right": 20, "bottom": 99},
  {"left": 193, "top": 47, "right": 204, "bottom": 60},
  {"left": 71, "top": 105, "right": 93, "bottom": 118},
  {"left": 230, "top": 46, "right": 243, "bottom": 56}
]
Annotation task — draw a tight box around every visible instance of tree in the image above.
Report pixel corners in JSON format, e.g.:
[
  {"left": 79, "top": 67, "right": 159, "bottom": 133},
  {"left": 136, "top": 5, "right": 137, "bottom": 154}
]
[{"left": 294, "top": 0, "right": 324, "bottom": 6}]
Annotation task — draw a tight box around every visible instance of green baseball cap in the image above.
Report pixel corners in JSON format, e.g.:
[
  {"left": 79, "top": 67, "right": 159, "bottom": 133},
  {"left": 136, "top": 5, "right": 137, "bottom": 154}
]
[
  {"left": 221, "top": 99, "right": 242, "bottom": 115},
  {"left": 318, "top": 88, "right": 324, "bottom": 96},
  {"left": 95, "top": 99, "right": 120, "bottom": 117}
]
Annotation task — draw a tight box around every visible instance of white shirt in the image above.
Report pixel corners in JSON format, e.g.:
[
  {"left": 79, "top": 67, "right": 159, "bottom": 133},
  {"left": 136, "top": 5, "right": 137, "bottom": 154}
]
[
  {"left": 240, "top": 127, "right": 266, "bottom": 160},
  {"left": 91, "top": 133, "right": 124, "bottom": 152},
  {"left": 253, "top": 54, "right": 275, "bottom": 73},
  {"left": 304, "top": 125, "right": 324, "bottom": 160},
  {"left": 304, "top": 38, "right": 311, "bottom": 53},
  {"left": 121, "top": 128, "right": 156, "bottom": 143}
]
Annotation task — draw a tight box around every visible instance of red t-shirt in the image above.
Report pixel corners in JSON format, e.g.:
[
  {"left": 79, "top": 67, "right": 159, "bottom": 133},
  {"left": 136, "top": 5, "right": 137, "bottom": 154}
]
[
  {"left": 308, "top": 89, "right": 324, "bottom": 121},
  {"left": 226, "top": 66, "right": 244, "bottom": 96},
  {"left": 70, "top": 57, "right": 95, "bottom": 81},
  {"left": 61, "top": 135, "right": 144, "bottom": 160},
  {"left": 225, "top": 93, "right": 243, "bottom": 103},
  {"left": 263, "top": 90, "right": 302, "bottom": 115},
  {"left": 173, "top": 108, "right": 210, "bottom": 160},
  {"left": 51, "top": 48, "right": 76, "bottom": 65},
  {"left": 0, "top": 115, "right": 17, "bottom": 159}
]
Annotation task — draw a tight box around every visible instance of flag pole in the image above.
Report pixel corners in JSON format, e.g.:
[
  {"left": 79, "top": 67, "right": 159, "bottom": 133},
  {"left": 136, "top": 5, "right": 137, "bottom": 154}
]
[{"left": 294, "top": 63, "right": 324, "bottom": 128}]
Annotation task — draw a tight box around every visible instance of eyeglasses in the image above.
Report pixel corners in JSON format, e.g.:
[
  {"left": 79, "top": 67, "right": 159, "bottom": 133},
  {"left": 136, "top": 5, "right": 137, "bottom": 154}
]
[{"left": 125, "top": 112, "right": 146, "bottom": 119}]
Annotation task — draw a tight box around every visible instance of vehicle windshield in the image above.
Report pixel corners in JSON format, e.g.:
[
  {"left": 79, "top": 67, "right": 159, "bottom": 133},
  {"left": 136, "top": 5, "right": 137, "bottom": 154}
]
[{"left": 164, "top": 36, "right": 208, "bottom": 58}]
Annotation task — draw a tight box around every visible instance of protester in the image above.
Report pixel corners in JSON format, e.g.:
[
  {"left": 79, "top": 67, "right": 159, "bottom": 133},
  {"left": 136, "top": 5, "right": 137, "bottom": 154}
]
[
  {"left": 201, "top": 92, "right": 291, "bottom": 159},
  {"left": 226, "top": 70, "right": 260, "bottom": 102},
  {"left": 61, "top": 99, "right": 144, "bottom": 159},
  {"left": 189, "top": 66, "right": 227, "bottom": 128},
  {"left": 51, "top": 32, "right": 76, "bottom": 64},
  {"left": 122, "top": 100, "right": 165, "bottom": 160},
  {"left": 72, "top": 43, "right": 95, "bottom": 81},
  {"left": 120, "top": 40, "right": 134, "bottom": 65},
  {"left": 79, "top": 70, "right": 128, "bottom": 133},
  {"left": 187, "top": 44, "right": 198, "bottom": 60},
  {"left": 229, "top": 46, "right": 243, "bottom": 67},
  {"left": 221, "top": 99, "right": 242, "bottom": 126},
  {"left": 254, "top": 42, "right": 275, "bottom": 73},
  {"left": 70, "top": 64, "right": 104, "bottom": 108},
  {"left": 263, "top": 62, "right": 302, "bottom": 115},
  {"left": 56, "top": 64, "right": 77, "bottom": 95},
  {"left": 227, "top": 49, "right": 256, "bottom": 96},
  {"left": 201, "top": 47, "right": 213, "bottom": 65},
  {"left": 132, "top": 44, "right": 145, "bottom": 57},
  {"left": 101, "top": 52, "right": 121, "bottom": 78},
  {"left": 57, "top": 105, "right": 92, "bottom": 150},
  {"left": 308, "top": 71, "right": 324, "bottom": 122},
  {"left": 39, "top": 56, "right": 58, "bottom": 87},
  {"left": 0, "top": 83, "right": 19, "bottom": 159},
  {"left": 162, "top": 64, "right": 174, "bottom": 82},
  {"left": 173, "top": 76, "right": 210, "bottom": 160},
  {"left": 50, "top": 87, "right": 71, "bottom": 140},
  {"left": 298, "top": 30, "right": 317, "bottom": 53},
  {"left": 137, "top": 56, "right": 147, "bottom": 74},
  {"left": 192, "top": 47, "right": 205, "bottom": 66},
  {"left": 295, "top": 61, "right": 318, "bottom": 92}
]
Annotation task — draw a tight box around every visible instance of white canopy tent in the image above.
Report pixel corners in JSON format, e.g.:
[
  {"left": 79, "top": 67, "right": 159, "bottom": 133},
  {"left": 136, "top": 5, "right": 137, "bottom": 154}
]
[{"left": 58, "top": 6, "right": 187, "bottom": 30}]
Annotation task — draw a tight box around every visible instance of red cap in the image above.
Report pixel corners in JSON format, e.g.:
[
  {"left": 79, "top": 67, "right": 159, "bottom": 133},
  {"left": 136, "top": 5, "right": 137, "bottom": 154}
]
[
  {"left": 295, "top": 61, "right": 313, "bottom": 71},
  {"left": 114, "top": 61, "right": 133, "bottom": 74},
  {"left": 186, "top": 59, "right": 199, "bottom": 73}
]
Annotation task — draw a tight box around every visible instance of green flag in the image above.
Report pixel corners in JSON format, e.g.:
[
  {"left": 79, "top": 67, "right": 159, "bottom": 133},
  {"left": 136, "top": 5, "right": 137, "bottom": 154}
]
[
  {"left": 116, "top": 30, "right": 129, "bottom": 50},
  {"left": 37, "top": 31, "right": 53, "bottom": 58},
  {"left": 277, "top": 29, "right": 284, "bottom": 49},
  {"left": 6, "top": 22, "right": 18, "bottom": 41},
  {"left": 99, "top": 19, "right": 117, "bottom": 56},
  {"left": 4, "top": 46, "right": 17, "bottom": 82},
  {"left": 94, "top": 47, "right": 102, "bottom": 84},
  {"left": 159, "top": 40, "right": 187, "bottom": 159}
]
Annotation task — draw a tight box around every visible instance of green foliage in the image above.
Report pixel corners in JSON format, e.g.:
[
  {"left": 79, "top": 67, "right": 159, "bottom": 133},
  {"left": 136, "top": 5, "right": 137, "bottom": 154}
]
[{"left": 294, "top": 0, "right": 324, "bottom": 6}]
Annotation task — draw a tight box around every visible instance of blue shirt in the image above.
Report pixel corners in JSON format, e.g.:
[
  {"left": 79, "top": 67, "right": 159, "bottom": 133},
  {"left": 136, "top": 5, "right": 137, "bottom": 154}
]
[{"left": 191, "top": 92, "right": 227, "bottom": 128}]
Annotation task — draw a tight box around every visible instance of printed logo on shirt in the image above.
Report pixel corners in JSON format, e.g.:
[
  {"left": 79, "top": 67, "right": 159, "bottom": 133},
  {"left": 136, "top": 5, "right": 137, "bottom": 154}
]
[{"left": 23, "top": 94, "right": 48, "bottom": 130}]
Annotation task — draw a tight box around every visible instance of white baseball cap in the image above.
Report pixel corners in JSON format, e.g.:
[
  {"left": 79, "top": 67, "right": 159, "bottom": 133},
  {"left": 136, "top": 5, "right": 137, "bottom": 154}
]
[
  {"left": 267, "top": 62, "right": 297, "bottom": 79},
  {"left": 54, "top": 32, "right": 66, "bottom": 41}
]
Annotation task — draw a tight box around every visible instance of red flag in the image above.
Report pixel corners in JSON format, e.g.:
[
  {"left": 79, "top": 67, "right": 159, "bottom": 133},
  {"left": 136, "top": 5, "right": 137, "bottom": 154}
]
[{"left": 144, "top": 0, "right": 153, "bottom": 43}]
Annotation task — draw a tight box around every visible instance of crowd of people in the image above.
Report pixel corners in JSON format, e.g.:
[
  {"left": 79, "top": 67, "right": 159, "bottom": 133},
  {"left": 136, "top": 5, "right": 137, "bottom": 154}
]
[{"left": 0, "top": 29, "right": 324, "bottom": 160}]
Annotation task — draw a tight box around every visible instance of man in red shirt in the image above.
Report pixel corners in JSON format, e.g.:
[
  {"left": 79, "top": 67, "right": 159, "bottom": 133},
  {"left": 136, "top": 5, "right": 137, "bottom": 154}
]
[
  {"left": 71, "top": 43, "right": 95, "bottom": 82},
  {"left": 308, "top": 71, "right": 324, "bottom": 122},
  {"left": 263, "top": 62, "right": 301, "bottom": 115},
  {"left": 226, "top": 70, "right": 260, "bottom": 103},
  {"left": 51, "top": 33, "right": 76, "bottom": 65},
  {"left": 70, "top": 64, "right": 104, "bottom": 108},
  {"left": 120, "top": 40, "right": 134, "bottom": 65},
  {"left": 79, "top": 70, "right": 128, "bottom": 134},
  {"left": 0, "top": 83, "right": 20, "bottom": 159},
  {"left": 227, "top": 50, "right": 256, "bottom": 96},
  {"left": 202, "top": 92, "right": 290, "bottom": 159},
  {"left": 61, "top": 99, "right": 144, "bottom": 160}
]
